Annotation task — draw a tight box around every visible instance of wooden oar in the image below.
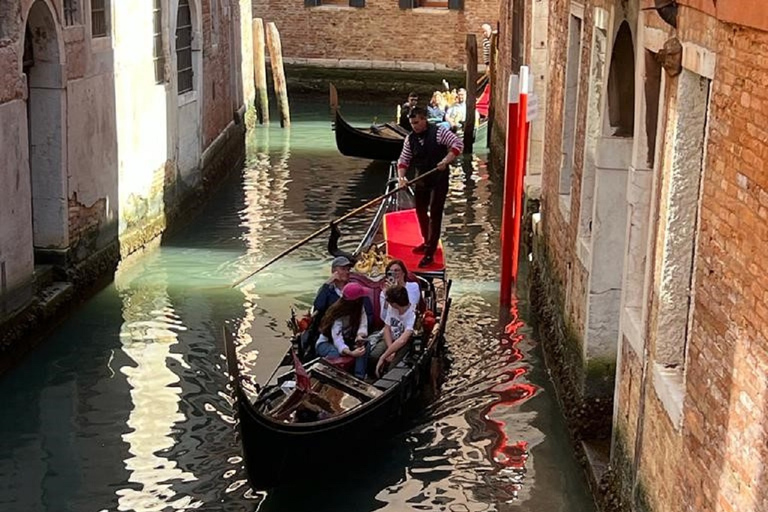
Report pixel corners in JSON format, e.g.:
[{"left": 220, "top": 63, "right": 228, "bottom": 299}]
[{"left": 230, "top": 167, "right": 439, "bottom": 288}]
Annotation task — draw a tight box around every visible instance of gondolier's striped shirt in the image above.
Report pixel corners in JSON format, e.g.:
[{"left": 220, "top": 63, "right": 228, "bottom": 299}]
[{"left": 397, "top": 126, "right": 464, "bottom": 172}]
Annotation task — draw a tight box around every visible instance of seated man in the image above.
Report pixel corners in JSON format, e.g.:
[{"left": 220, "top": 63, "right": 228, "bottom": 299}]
[
  {"left": 313, "top": 256, "right": 352, "bottom": 323},
  {"left": 445, "top": 88, "right": 467, "bottom": 131},
  {"left": 305, "top": 256, "right": 373, "bottom": 356},
  {"left": 372, "top": 286, "right": 416, "bottom": 378}
]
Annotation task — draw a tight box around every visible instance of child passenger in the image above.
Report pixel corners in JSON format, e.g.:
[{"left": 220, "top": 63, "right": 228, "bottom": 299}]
[{"left": 372, "top": 285, "right": 416, "bottom": 378}]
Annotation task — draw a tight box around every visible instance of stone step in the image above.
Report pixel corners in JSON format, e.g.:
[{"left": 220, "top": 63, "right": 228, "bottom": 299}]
[
  {"left": 33, "top": 264, "right": 56, "bottom": 291},
  {"left": 582, "top": 438, "right": 610, "bottom": 485},
  {"left": 38, "top": 282, "right": 74, "bottom": 312}
]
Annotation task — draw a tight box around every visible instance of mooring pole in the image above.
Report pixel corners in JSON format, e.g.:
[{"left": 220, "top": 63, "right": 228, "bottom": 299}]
[
  {"left": 500, "top": 73, "right": 520, "bottom": 307},
  {"left": 252, "top": 18, "right": 269, "bottom": 124},
  {"left": 266, "top": 22, "right": 290, "bottom": 127},
  {"left": 510, "top": 67, "right": 530, "bottom": 283},
  {"left": 463, "top": 33, "right": 477, "bottom": 154}
]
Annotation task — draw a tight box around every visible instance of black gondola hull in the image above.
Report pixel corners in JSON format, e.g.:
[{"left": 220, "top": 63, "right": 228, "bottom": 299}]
[
  {"left": 333, "top": 110, "right": 405, "bottom": 162},
  {"left": 232, "top": 345, "right": 435, "bottom": 489}
]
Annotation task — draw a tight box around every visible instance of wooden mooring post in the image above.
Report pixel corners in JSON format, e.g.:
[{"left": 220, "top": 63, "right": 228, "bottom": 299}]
[
  {"left": 486, "top": 31, "right": 498, "bottom": 147},
  {"left": 252, "top": 18, "right": 269, "bottom": 124},
  {"left": 266, "top": 22, "right": 290, "bottom": 127},
  {"left": 463, "top": 33, "right": 478, "bottom": 154}
]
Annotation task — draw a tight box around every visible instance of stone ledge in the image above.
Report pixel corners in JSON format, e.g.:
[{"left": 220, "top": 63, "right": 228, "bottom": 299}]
[
  {"left": 279, "top": 56, "right": 462, "bottom": 72},
  {"left": 652, "top": 362, "right": 684, "bottom": 429}
]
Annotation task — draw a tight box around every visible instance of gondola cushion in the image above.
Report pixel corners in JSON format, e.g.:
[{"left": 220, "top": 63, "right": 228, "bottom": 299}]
[{"left": 324, "top": 355, "right": 356, "bottom": 373}]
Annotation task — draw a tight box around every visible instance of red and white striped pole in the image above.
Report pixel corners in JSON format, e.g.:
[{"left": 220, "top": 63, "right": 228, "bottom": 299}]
[
  {"left": 499, "top": 73, "right": 520, "bottom": 307},
  {"left": 511, "top": 66, "right": 530, "bottom": 282}
]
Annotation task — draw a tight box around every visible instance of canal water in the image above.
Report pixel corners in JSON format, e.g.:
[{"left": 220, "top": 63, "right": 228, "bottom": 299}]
[{"left": 0, "top": 97, "right": 595, "bottom": 512}]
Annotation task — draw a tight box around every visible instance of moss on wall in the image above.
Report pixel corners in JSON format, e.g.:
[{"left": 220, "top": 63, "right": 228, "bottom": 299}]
[{"left": 528, "top": 222, "right": 614, "bottom": 441}]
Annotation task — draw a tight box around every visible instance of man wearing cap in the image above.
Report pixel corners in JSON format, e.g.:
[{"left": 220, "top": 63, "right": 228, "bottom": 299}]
[
  {"left": 307, "top": 257, "right": 373, "bottom": 353},
  {"left": 313, "top": 256, "right": 353, "bottom": 323}
]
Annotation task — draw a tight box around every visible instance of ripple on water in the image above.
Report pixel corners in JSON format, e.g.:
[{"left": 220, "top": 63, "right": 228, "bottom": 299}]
[{"left": 0, "top": 104, "right": 593, "bottom": 512}]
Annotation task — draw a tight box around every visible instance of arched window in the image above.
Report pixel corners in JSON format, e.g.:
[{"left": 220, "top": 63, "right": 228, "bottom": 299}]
[
  {"left": 606, "top": 21, "right": 635, "bottom": 137},
  {"left": 176, "top": 0, "right": 193, "bottom": 94}
]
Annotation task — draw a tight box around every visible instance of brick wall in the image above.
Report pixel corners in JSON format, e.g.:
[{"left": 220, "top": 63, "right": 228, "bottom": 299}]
[
  {"left": 676, "top": 7, "right": 768, "bottom": 512},
  {"left": 202, "top": 0, "right": 238, "bottom": 147},
  {"left": 252, "top": 0, "right": 499, "bottom": 70},
  {"left": 615, "top": 5, "right": 768, "bottom": 512}
]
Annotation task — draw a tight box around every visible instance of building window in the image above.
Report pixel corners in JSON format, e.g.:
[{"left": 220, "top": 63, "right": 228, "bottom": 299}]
[
  {"left": 560, "top": 14, "right": 583, "bottom": 198},
  {"left": 176, "top": 0, "right": 193, "bottom": 94},
  {"left": 153, "top": 0, "right": 164, "bottom": 84},
  {"left": 91, "top": 0, "right": 109, "bottom": 37},
  {"left": 64, "top": 0, "right": 80, "bottom": 26},
  {"left": 305, "top": 0, "right": 366, "bottom": 5},
  {"left": 607, "top": 22, "right": 635, "bottom": 137},
  {"left": 398, "top": 0, "right": 462, "bottom": 9}
]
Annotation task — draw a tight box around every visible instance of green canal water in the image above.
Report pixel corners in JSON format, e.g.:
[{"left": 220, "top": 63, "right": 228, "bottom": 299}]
[{"left": 0, "top": 97, "right": 596, "bottom": 512}]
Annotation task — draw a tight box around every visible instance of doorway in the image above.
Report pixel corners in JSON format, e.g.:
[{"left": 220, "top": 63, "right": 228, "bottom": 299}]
[{"left": 23, "top": 1, "right": 68, "bottom": 264}]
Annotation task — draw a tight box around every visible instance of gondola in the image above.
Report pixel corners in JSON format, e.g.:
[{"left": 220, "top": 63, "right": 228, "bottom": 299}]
[
  {"left": 330, "top": 83, "right": 408, "bottom": 161},
  {"left": 224, "top": 164, "right": 453, "bottom": 489}
]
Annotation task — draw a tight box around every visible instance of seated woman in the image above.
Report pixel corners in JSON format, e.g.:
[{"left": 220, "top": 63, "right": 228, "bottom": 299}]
[
  {"left": 372, "top": 285, "right": 416, "bottom": 378},
  {"left": 315, "top": 282, "right": 369, "bottom": 379},
  {"left": 427, "top": 91, "right": 447, "bottom": 125},
  {"left": 379, "top": 259, "right": 421, "bottom": 320}
]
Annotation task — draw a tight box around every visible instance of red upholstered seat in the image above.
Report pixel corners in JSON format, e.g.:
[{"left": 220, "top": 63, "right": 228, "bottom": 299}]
[{"left": 324, "top": 356, "right": 355, "bottom": 373}]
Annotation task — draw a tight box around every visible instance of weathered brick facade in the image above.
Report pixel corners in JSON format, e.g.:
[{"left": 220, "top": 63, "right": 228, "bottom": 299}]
[
  {"left": 490, "top": 0, "right": 768, "bottom": 511},
  {"left": 252, "top": 0, "right": 499, "bottom": 70}
]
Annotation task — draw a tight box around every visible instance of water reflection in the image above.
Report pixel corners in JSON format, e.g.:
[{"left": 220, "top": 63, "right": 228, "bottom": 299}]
[
  {"left": 115, "top": 282, "right": 199, "bottom": 511},
  {"left": 0, "top": 98, "right": 594, "bottom": 512}
]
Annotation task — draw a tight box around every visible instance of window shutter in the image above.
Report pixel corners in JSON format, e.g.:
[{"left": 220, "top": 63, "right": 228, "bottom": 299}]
[
  {"left": 399, "top": 0, "right": 415, "bottom": 9},
  {"left": 349, "top": 0, "right": 365, "bottom": 6},
  {"left": 448, "top": 0, "right": 463, "bottom": 10},
  {"left": 305, "top": 0, "right": 320, "bottom": 6}
]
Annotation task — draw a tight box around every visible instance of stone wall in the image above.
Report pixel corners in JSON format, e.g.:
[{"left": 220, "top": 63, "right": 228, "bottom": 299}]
[
  {"left": 252, "top": 0, "right": 500, "bottom": 70},
  {"left": 0, "top": 0, "right": 251, "bottom": 372}
]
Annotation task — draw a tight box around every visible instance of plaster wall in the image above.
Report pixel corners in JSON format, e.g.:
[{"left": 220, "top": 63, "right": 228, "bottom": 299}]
[
  {"left": 111, "top": 0, "right": 170, "bottom": 231},
  {"left": 67, "top": 73, "right": 118, "bottom": 222},
  {"left": 0, "top": 100, "right": 34, "bottom": 311}
]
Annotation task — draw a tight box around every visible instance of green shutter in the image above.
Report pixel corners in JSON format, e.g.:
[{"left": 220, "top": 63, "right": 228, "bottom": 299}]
[
  {"left": 448, "top": 0, "right": 463, "bottom": 10},
  {"left": 349, "top": 0, "right": 365, "bottom": 6},
  {"left": 305, "top": 0, "right": 320, "bottom": 6},
  {"left": 399, "top": 0, "right": 415, "bottom": 9}
]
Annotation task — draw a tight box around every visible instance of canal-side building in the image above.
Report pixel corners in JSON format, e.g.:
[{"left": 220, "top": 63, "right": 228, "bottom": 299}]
[
  {"left": 491, "top": 0, "right": 768, "bottom": 511},
  {"left": 0, "top": 0, "right": 254, "bottom": 353},
  {"left": 252, "top": 0, "right": 499, "bottom": 71}
]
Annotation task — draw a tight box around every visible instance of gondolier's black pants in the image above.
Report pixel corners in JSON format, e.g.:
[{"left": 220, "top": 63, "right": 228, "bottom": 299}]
[{"left": 414, "top": 170, "right": 450, "bottom": 256}]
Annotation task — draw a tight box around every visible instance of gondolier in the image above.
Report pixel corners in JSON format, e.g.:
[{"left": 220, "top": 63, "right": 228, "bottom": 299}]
[{"left": 397, "top": 107, "right": 463, "bottom": 268}]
